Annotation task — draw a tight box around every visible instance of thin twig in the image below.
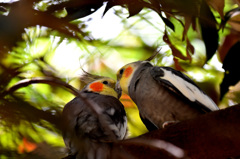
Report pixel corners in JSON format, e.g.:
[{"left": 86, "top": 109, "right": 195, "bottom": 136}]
[
  {"left": 145, "top": 48, "right": 162, "bottom": 61},
  {"left": 1, "top": 77, "right": 80, "bottom": 97},
  {"left": 1, "top": 77, "right": 117, "bottom": 141}
]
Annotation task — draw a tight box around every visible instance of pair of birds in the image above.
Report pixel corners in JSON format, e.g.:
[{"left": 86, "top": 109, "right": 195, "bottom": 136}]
[{"left": 61, "top": 54, "right": 219, "bottom": 158}]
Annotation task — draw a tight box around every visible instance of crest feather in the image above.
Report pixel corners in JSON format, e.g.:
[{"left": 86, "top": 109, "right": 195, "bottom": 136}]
[
  {"left": 80, "top": 69, "right": 107, "bottom": 85},
  {"left": 145, "top": 48, "right": 161, "bottom": 61}
]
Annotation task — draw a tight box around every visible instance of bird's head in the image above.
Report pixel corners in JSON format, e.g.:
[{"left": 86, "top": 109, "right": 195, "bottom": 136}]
[
  {"left": 116, "top": 51, "right": 159, "bottom": 95},
  {"left": 83, "top": 78, "right": 120, "bottom": 99},
  {"left": 116, "top": 61, "right": 147, "bottom": 95}
]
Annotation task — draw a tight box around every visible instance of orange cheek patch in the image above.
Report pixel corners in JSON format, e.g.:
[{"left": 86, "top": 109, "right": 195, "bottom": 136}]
[
  {"left": 89, "top": 82, "right": 103, "bottom": 92},
  {"left": 124, "top": 66, "right": 133, "bottom": 78}
]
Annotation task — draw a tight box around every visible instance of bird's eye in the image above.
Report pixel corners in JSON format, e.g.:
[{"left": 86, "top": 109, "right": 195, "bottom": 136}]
[
  {"left": 119, "top": 69, "right": 124, "bottom": 75},
  {"left": 102, "top": 81, "right": 108, "bottom": 85}
]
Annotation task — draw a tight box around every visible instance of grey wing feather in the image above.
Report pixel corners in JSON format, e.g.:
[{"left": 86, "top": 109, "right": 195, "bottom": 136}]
[
  {"left": 150, "top": 66, "right": 219, "bottom": 111},
  {"left": 140, "top": 115, "right": 158, "bottom": 131}
]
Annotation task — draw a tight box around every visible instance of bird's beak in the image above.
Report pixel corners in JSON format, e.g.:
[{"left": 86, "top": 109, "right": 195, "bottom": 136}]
[{"left": 115, "top": 81, "right": 122, "bottom": 99}]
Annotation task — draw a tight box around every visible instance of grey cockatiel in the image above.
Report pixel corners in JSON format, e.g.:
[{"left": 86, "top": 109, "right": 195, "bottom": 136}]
[
  {"left": 62, "top": 77, "right": 127, "bottom": 158},
  {"left": 116, "top": 59, "right": 219, "bottom": 131}
]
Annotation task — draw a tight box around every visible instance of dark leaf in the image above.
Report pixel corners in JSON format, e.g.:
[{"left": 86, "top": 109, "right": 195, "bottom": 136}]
[
  {"left": 66, "top": 3, "right": 104, "bottom": 20},
  {"left": 0, "top": 64, "right": 21, "bottom": 91},
  {"left": 191, "top": 17, "right": 197, "bottom": 31},
  {"left": 0, "top": 14, "right": 24, "bottom": 53},
  {"left": 103, "top": 0, "right": 124, "bottom": 17},
  {"left": 0, "top": 0, "right": 87, "bottom": 53},
  {"left": 220, "top": 7, "right": 240, "bottom": 30},
  {"left": 218, "top": 32, "right": 239, "bottom": 62},
  {"left": 220, "top": 41, "right": 240, "bottom": 99},
  {"left": 0, "top": 96, "right": 61, "bottom": 129},
  {"left": 46, "top": 0, "right": 104, "bottom": 17},
  {"left": 159, "top": 13, "right": 175, "bottom": 31},
  {"left": 128, "top": 1, "right": 144, "bottom": 17},
  {"left": 199, "top": 0, "right": 219, "bottom": 61}
]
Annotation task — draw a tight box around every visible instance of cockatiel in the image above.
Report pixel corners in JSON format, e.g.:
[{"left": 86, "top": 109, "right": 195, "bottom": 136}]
[
  {"left": 62, "top": 77, "right": 127, "bottom": 158},
  {"left": 116, "top": 57, "right": 219, "bottom": 131}
]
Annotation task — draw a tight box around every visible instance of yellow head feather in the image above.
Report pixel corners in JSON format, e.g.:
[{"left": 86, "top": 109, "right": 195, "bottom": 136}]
[
  {"left": 116, "top": 62, "right": 142, "bottom": 95},
  {"left": 85, "top": 78, "right": 118, "bottom": 98}
]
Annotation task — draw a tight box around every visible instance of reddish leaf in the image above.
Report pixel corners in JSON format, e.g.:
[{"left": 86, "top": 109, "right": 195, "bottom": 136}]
[
  {"left": 186, "top": 38, "right": 194, "bottom": 54},
  {"left": 173, "top": 57, "right": 185, "bottom": 71},
  {"left": 205, "top": 0, "right": 225, "bottom": 18},
  {"left": 163, "top": 31, "right": 189, "bottom": 60},
  {"left": 18, "top": 138, "right": 37, "bottom": 154},
  {"left": 220, "top": 8, "right": 240, "bottom": 31},
  {"left": 159, "top": 0, "right": 200, "bottom": 17},
  {"left": 218, "top": 32, "right": 239, "bottom": 62},
  {"left": 228, "top": 10, "right": 240, "bottom": 32},
  {"left": 191, "top": 17, "right": 197, "bottom": 31},
  {"left": 148, "top": 0, "right": 161, "bottom": 12},
  {"left": 182, "top": 16, "right": 192, "bottom": 40},
  {"left": 186, "top": 37, "right": 194, "bottom": 61}
]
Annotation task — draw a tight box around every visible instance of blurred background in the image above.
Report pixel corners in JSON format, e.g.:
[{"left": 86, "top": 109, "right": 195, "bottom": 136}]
[{"left": 0, "top": 0, "right": 240, "bottom": 158}]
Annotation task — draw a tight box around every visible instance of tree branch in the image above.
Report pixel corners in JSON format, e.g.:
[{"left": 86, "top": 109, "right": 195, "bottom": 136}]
[
  {"left": 110, "top": 105, "right": 240, "bottom": 159},
  {"left": 1, "top": 77, "right": 118, "bottom": 141}
]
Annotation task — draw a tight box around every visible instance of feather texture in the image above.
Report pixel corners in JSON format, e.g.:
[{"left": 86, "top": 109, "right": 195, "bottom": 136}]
[
  {"left": 62, "top": 79, "right": 127, "bottom": 157},
  {"left": 117, "top": 61, "right": 219, "bottom": 130}
]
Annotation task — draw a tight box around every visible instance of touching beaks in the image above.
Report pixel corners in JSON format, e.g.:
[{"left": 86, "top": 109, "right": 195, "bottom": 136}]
[{"left": 115, "top": 81, "right": 122, "bottom": 99}]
